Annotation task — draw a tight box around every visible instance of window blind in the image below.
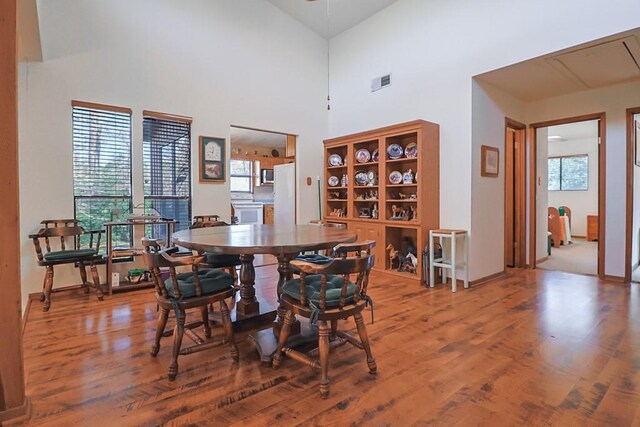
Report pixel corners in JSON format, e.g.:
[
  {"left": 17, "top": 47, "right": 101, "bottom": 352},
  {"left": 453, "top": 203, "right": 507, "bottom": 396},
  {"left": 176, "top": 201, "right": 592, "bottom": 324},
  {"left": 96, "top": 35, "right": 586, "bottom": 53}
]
[
  {"left": 143, "top": 116, "right": 191, "bottom": 236},
  {"left": 72, "top": 104, "right": 132, "bottom": 248}
]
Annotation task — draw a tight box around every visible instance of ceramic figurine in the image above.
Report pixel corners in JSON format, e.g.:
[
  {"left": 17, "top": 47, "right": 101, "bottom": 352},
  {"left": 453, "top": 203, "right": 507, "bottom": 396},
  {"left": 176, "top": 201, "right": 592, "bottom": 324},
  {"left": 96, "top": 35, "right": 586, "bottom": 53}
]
[{"left": 403, "top": 169, "right": 414, "bottom": 184}]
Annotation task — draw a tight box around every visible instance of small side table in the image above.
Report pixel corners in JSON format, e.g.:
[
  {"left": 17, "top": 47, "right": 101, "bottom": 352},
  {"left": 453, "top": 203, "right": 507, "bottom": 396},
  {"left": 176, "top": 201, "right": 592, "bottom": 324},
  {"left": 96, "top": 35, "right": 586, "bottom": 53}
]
[{"left": 429, "top": 229, "right": 468, "bottom": 292}]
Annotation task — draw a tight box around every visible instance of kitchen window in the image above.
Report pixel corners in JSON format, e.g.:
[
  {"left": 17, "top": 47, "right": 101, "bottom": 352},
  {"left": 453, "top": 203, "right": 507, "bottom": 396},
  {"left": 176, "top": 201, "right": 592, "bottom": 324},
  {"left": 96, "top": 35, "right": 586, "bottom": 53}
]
[{"left": 230, "top": 159, "right": 253, "bottom": 193}]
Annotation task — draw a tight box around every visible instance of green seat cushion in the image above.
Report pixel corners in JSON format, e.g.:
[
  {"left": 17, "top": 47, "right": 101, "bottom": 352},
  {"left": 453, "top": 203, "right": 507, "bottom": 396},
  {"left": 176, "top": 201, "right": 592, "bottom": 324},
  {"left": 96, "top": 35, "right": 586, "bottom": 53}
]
[
  {"left": 44, "top": 248, "right": 98, "bottom": 261},
  {"left": 165, "top": 268, "right": 234, "bottom": 299},
  {"left": 295, "top": 254, "right": 333, "bottom": 265},
  {"left": 204, "top": 252, "right": 241, "bottom": 268},
  {"left": 282, "top": 274, "right": 356, "bottom": 307}
]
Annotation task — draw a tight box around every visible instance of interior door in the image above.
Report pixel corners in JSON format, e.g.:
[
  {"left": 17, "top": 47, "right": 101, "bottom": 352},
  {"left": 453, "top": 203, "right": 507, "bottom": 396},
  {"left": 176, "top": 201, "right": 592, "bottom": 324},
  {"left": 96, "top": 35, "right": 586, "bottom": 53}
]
[
  {"left": 274, "top": 162, "right": 296, "bottom": 225},
  {"left": 505, "top": 121, "right": 526, "bottom": 268},
  {"left": 505, "top": 128, "right": 516, "bottom": 267}
]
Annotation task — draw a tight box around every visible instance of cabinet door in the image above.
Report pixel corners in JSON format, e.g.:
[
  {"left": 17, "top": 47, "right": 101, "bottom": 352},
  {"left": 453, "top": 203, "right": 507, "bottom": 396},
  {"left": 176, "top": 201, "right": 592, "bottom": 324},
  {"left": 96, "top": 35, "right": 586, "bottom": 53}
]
[
  {"left": 264, "top": 205, "right": 274, "bottom": 224},
  {"left": 348, "top": 222, "right": 382, "bottom": 266}
]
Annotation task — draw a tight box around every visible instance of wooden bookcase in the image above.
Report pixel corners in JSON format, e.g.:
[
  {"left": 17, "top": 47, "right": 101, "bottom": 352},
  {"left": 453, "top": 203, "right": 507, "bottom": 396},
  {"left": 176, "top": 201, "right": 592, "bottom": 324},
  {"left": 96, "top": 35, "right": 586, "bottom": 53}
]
[{"left": 323, "top": 120, "right": 440, "bottom": 282}]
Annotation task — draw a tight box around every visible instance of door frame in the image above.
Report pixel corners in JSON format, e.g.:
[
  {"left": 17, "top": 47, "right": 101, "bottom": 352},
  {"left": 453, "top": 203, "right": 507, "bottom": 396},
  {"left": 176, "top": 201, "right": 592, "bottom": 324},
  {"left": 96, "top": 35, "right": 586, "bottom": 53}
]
[
  {"left": 624, "top": 106, "right": 640, "bottom": 282},
  {"left": 504, "top": 117, "right": 527, "bottom": 268},
  {"left": 528, "top": 112, "right": 606, "bottom": 279}
]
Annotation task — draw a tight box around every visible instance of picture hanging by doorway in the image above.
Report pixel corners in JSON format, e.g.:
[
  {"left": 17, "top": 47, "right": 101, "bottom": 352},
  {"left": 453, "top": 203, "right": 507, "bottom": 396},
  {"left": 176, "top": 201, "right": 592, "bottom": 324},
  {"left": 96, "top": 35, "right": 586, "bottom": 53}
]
[{"left": 481, "top": 145, "right": 499, "bottom": 177}]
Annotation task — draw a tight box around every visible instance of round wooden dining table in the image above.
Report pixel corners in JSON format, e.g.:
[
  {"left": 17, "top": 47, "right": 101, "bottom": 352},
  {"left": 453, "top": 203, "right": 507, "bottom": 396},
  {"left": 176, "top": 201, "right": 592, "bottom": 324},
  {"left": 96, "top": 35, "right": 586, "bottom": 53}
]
[{"left": 172, "top": 224, "right": 356, "bottom": 322}]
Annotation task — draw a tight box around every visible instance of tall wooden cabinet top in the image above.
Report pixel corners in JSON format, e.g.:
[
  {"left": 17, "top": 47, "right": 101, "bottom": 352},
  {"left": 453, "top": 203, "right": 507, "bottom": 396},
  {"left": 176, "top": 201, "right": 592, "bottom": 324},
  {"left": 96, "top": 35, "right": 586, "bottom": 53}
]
[{"left": 322, "top": 119, "right": 439, "bottom": 228}]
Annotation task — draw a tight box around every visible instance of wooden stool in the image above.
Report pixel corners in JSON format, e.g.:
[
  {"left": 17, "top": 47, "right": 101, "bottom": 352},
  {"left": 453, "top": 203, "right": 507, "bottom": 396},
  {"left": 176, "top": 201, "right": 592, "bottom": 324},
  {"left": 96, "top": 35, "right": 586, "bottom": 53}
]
[{"left": 429, "top": 229, "right": 468, "bottom": 292}]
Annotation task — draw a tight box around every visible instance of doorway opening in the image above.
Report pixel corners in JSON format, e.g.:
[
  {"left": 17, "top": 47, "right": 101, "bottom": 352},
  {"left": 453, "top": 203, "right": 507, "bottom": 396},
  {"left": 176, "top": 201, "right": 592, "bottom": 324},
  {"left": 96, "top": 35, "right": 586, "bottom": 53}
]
[
  {"left": 504, "top": 118, "right": 526, "bottom": 268},
  {"left": 530, "top": 115, "right": 605, "bottom": 278},
  {"left": 229, "top": 126, "right": 297, "bottom": 226}
]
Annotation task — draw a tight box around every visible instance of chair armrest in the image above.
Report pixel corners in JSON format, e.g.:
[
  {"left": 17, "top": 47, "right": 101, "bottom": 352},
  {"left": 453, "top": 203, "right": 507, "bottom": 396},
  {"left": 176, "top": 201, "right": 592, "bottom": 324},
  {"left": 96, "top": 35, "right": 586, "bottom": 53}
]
[
  {"left": 160, "top": 251, "right": 205, "bottom": 267},
  {"left": 290, "top": 259, "right": 335, "bottom": 275}
]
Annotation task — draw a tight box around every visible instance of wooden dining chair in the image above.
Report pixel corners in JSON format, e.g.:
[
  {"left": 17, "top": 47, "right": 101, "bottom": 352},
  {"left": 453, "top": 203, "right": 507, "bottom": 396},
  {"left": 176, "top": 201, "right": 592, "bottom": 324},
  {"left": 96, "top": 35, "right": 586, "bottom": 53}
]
[
  {"left": 190, "top": 216, "right": 241, "bottom": 276},
  {"left": 29, "top": 219, "right": 104, "bottom": 311},
  {"left": 142, "top": 238, "right": 238, "bottom": 380},
  {"left": 273, "top": 241, "right": 377, "bottom": 398}
]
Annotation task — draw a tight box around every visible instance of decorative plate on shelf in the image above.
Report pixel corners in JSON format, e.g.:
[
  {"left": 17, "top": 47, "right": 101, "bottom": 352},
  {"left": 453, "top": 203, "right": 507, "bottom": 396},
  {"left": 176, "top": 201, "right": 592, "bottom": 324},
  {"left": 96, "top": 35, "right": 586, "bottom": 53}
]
[
  {"left": 405, "top": 142, "right": 418, "bottom": 158},
  {"left": 355, "top": 148, "right": 371, "bottom": 163},
  {"left": 355, "top": 170, "right": 369, "bottom": 186},
  {"left": 328, "top": 176, "right": 340, "bottom": 187},
  {"left": 328, "top": 154, "right": 343, "bottom": 167},
  {"left": 389, "top": 171, "right": 403, "bottom": 184},
  {"left": 387, "top": 143, "right": 403, "bottom": 159},
  {"left": 372, "top": 149, "right": 379, "bottom": 162}
]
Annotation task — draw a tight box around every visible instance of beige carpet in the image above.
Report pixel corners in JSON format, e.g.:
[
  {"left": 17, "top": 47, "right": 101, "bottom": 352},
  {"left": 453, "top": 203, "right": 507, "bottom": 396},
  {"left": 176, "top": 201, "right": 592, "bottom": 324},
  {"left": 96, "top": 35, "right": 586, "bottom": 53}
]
[{"left": 537, "top": 238, "right": 598, "bottom": 276}]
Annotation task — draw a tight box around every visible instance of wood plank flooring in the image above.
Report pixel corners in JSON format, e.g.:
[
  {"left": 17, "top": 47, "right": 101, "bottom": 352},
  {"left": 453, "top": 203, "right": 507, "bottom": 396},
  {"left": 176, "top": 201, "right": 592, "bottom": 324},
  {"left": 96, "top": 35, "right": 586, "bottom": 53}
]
[{"left": 10, "top": 267, "right": 640, "bottom": 426}]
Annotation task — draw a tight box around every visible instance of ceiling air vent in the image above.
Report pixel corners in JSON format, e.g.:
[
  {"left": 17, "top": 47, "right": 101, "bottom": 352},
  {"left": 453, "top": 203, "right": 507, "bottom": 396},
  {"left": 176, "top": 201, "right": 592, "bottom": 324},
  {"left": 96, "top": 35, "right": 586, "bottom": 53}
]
[{"left": 371, "top": 74, "right": 392, "bottom": 92}]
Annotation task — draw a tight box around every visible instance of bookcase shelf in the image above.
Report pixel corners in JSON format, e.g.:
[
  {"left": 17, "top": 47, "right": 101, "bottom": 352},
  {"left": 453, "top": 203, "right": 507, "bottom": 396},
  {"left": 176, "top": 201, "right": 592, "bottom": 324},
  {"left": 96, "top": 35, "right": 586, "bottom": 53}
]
[{"left": 323, "top": 120, "right": 440, "bottom": 282}]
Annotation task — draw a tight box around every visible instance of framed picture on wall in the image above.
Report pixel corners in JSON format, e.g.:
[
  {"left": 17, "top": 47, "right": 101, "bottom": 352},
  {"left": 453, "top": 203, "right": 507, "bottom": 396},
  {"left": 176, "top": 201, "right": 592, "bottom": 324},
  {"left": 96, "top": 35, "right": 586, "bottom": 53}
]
[
  {"left": 199, "top": 136, "right": 226, "bottom": 183},
  {"left": 481, "top": 145, "right": 499, "bottom": 177},
  {"left": 635, "top": 121, "right": 640, "bottom": 167}
]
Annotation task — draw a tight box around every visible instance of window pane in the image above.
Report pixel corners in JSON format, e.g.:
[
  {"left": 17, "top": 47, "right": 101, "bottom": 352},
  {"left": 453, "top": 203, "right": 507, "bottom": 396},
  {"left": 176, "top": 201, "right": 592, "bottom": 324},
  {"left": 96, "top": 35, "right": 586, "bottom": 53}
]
[
  {"left": 143, "top": 117, "right": 192, "bottom": 227},
  {"left": 230, "top": 159, "right": 252, "bottom": 176},
  {"left": 561, "top": 156, "right": 588, "bottom": 190},
  {"left": 230, "top": 176, "right": 251, "bottom": 192},
  {"left": 548, "top": 158, "right": 560, "bottom": 191},
  {"left": 73, "top": 107, "right": 131, "bottom": 197},
  {"left": 75, "top": 196, "right": 132, "bottom": 250}
]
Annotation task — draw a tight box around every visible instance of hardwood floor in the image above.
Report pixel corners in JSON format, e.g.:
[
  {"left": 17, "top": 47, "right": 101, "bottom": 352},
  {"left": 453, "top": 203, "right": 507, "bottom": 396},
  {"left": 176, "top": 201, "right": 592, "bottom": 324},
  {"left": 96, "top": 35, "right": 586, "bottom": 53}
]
[{"left": 11, "top": 267, "right": 640, "bottom": 426}]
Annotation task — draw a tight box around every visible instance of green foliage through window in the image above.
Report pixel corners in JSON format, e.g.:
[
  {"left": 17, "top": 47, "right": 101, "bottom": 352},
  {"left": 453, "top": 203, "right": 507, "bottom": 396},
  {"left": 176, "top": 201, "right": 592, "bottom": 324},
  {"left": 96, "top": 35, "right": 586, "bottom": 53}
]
[{"left": 548, "top": 155, "right": 588, "bottom": 191}]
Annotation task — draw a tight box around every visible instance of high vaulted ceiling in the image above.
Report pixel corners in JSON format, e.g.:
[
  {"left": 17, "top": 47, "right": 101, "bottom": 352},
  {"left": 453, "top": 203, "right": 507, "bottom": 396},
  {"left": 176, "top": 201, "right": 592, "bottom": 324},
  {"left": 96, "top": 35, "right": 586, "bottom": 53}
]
[
  {"left": 476, "top": 28, "right": 640, "bottom": 102},
  {"left": 267, "top": 0, "right": 399, "bottom": 39}
]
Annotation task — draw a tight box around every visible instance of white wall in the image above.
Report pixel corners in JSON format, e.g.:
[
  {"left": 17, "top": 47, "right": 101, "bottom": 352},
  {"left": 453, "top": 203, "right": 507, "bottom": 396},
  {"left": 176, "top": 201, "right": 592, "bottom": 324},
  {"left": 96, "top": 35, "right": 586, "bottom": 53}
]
[
  {"left": 547, "top": 136, "right": 599, "bottom": 237},
  {"left": 536, "top": 128, "right": 549, "bottom": 261},
  {"left": 470, "top": 81, "right": 526, "bottom": 277},
  {"left": 328, "top": 0, "right": 639, "bottom": 280},
  {"left": 526, "top": 80, "right": 640, "bottom": 277},
  {"left": 18, "top": 0, "right": 328, "bottom": 309}
]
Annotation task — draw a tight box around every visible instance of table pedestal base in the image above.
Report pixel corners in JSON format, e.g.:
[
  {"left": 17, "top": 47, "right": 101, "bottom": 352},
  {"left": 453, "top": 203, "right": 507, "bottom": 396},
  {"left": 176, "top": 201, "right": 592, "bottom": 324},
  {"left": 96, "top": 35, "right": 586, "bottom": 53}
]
[{"left": 249, "top": 320, "right": 318, "bottom": 364}]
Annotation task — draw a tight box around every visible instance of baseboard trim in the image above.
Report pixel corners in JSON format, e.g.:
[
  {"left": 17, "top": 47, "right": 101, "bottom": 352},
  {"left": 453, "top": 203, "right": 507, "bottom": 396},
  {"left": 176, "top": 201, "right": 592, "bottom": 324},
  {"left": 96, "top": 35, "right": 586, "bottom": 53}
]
[
  {"left": 536, "top": 256, "right": 548, "bottom": 264},
  {"left": 21, "top": 296, "right": 35, "bottom": 336},
  {"left": 0, "top": 398, "right": 31, "bottom": 424},
  {"left": 470, "top": 270, "right": 507, "bottom": 287},
  {"left": 603, "top": 274, "right": 625, "bottom": 283}
]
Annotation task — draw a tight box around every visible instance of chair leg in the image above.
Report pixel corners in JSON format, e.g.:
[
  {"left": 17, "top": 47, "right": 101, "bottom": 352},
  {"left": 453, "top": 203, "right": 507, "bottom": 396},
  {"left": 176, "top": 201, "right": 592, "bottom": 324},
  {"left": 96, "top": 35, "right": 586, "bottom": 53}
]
[
  {"left": 200, "top": 306, "right": 212, "bottom": 338},
  {"left": 169, "top": 309, "right": 186, "bottom": 381},
  {"left": 272, "top": 310, "right": 294, "bottom": 369},
  {"left": 354, "top": 312, "right": 377, "bottom": 374},
  {"left": 151, "top": 307, "right": 169, "bottom": 357},
  {"left": 89, "top": 263, "right": 104, "bottom": 301},
  {"left": 40, "top": 271, "right": 47, "bottom": 302},
  {"left": 318, "top": 320, "right": 331, "bottom": 399},
  {"left": 220, "top": 299, "right": 238, "bottom": 361},
  {"left": 79, "top": 263, "right": 90, "bottom": 294},
  {"left": 42, "top": 266, "right": 54, "bottom": 312},
  {"left": 330, "top": 319, "right": 338, "bottom": 340}
]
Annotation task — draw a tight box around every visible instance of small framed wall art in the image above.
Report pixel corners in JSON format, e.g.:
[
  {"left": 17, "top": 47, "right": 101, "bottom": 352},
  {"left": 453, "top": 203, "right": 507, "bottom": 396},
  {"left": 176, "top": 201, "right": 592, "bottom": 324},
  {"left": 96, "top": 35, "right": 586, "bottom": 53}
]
[
  {"left": 481, "top": 145, "right": 499, "bottom": 177},
  {"left": 199, "top": 136, "right": 226, "bottom": 183}
]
